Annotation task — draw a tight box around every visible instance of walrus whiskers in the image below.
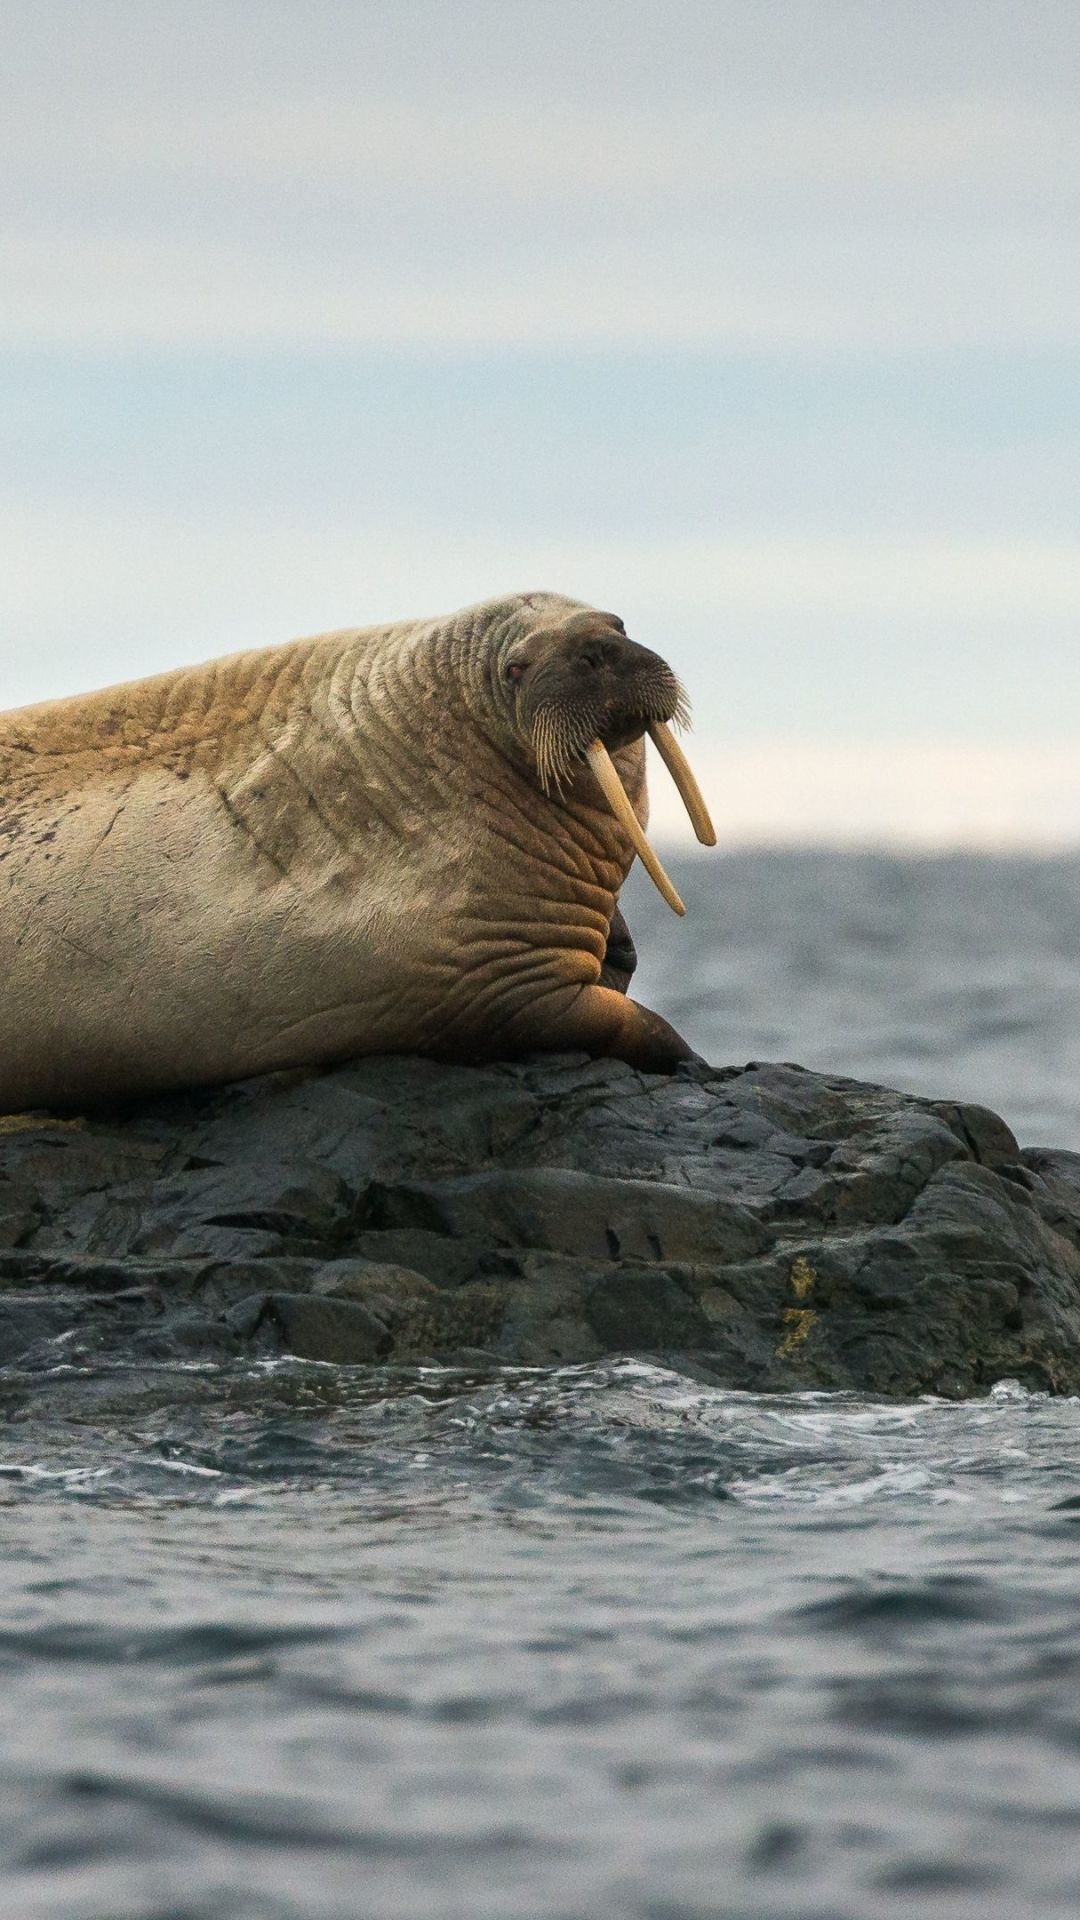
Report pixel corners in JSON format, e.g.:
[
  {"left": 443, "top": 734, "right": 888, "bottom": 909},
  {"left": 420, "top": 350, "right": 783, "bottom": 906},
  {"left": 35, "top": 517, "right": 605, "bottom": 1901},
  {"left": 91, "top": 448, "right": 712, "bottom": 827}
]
[
  {"left": 647, "top": 721, "right": 717, "bottom": 846},
  {"left": 585, "top": 740, "right": 686, "bottom": 917}
]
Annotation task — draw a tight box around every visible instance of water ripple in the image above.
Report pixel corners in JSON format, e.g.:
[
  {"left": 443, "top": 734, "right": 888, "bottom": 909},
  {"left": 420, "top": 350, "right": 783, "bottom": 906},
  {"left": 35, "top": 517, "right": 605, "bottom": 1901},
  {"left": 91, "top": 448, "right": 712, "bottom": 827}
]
[{"left": 1, "top": 1359, "right": 1080, "bottom": 1915}]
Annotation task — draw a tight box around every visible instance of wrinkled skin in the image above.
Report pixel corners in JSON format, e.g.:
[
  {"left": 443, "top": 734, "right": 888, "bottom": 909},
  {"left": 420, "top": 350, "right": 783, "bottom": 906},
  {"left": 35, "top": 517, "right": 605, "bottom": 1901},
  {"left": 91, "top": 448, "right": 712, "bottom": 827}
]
[
  {"left": 599, "top": 905, "right": 638, "bottom": 995},
  {"left": 0, "top": 592, "right": 701, "bottom": 1108}
]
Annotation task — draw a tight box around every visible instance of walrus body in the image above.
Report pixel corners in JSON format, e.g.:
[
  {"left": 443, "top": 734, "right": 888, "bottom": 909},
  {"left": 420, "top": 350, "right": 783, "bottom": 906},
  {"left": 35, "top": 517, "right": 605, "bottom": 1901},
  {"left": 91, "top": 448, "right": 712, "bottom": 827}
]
[{"left": 0, "top": 592, "right": 710, "bottom": 1108}]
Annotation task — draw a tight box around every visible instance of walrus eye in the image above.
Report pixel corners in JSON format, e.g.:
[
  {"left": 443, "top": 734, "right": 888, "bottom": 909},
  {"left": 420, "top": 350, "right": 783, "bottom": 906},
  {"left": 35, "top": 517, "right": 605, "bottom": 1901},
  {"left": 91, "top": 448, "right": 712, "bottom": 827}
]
[{"left": 506, "top": 663, "right": 527, "bottom": 683}]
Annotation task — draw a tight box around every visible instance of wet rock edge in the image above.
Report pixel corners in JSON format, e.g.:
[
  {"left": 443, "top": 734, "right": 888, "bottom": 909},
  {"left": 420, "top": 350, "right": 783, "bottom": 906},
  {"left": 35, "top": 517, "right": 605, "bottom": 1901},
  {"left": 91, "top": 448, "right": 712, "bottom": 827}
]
[{"left": 1, "top": 1053, "right": 1079, "bottom": 1398}]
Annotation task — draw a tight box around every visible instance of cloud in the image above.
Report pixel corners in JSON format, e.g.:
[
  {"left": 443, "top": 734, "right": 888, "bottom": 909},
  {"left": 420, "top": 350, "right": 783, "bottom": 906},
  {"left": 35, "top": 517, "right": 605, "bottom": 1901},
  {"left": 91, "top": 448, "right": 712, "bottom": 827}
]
[
  {"left": 6, "top": 501, "right": 1080, "bottom": 668},
  {"left": 6, "top": 92, "right": 1079, "bottom": 217},
  {"left": 2, "top": 30, "right": 1078, "bottom": 353},
  {"left": 3, "top": 211, "right": 1078, "bottom": 355}
]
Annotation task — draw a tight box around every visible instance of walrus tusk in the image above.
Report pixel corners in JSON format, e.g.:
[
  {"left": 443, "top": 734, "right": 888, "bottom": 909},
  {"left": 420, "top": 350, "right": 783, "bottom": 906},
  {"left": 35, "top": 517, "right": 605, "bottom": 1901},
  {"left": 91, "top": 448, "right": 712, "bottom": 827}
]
[
  {"left": 647, "top": 721, "right": 717, "bottom": 846},
  {"left": 585, "top": 740, "right": 686, "bottom": 916}
]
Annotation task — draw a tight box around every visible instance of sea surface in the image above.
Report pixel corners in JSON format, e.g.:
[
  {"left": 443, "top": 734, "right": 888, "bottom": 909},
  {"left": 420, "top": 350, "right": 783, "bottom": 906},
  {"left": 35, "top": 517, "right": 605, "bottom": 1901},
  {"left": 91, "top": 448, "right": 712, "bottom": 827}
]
[{"left": 6, "top": 850, "right": 1080, "bottom": 1920}]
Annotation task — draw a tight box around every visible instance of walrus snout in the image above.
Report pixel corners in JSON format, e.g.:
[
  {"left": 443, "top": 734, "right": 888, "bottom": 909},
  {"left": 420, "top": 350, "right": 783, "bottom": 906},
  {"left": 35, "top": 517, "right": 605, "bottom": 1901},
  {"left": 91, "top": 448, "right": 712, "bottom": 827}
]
[
  {"left": 570, "top": 631, "right": 685, "bottom": 731},
  {"left": 594, "top": 652, "right": 687, "bottom": 753},
  {"left": 522, "top": 630, "right": 686, "bottom": 782}
]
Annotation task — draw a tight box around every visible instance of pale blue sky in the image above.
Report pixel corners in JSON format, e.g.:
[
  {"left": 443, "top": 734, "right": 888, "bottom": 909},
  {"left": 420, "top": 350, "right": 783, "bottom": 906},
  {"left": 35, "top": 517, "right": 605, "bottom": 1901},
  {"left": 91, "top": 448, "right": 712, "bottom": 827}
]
[{"left": 3, "top": 1, "right": 1079, "bottom": 841}]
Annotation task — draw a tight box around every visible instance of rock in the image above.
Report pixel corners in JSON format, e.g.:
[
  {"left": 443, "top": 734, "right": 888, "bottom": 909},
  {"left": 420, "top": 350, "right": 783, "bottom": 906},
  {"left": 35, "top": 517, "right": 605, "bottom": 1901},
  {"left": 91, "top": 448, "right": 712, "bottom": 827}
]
[
  {"left": 1, "top": 1055, "right": 1079, "bottom": 1395},
  {"left": 256, "top": 1293, "right": 394, "bottom": 1365}
]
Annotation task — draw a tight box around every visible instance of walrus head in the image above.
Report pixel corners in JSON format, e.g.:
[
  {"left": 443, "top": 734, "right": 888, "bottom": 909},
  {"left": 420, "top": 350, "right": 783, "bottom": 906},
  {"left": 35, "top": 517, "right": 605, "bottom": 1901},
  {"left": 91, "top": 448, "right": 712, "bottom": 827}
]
[{"left": 498, "top": 604, "right": 715, "bottom": 916}]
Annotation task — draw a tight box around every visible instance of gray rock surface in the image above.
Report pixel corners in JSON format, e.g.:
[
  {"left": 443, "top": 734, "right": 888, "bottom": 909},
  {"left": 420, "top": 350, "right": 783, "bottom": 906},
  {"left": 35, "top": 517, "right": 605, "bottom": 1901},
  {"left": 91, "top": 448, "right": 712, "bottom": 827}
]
[{"left": 2, "top": 1054, "right": 1080, "bottom": 1395}]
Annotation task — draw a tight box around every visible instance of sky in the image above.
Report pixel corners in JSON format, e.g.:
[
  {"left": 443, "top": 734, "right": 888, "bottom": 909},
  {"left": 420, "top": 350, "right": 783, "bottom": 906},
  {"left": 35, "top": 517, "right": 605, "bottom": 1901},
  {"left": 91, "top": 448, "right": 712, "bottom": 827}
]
[{"left": 2, "top": 0, "right": 1079, "bottom": 844}]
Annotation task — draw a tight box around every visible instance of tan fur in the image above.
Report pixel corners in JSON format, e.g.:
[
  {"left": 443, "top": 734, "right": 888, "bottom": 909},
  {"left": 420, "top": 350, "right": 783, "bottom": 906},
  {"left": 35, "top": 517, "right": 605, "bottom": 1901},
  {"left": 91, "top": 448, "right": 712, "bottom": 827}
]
[{"left": 0, "top": 592, "right": 695, "bottom": 1108}]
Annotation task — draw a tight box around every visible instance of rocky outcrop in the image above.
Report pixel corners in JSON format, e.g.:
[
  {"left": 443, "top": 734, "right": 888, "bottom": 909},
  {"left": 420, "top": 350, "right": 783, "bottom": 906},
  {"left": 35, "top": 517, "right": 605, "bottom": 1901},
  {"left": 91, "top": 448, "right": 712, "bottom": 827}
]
[{"left": 2, "top": 1054, "right": 1080, "bottom": 1396}]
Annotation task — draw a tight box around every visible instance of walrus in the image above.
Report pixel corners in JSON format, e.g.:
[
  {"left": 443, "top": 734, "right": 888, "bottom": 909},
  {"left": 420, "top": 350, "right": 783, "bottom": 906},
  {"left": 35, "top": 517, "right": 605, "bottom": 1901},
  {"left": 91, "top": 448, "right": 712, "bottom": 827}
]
[{"left": 0, "top": 592, "right": 715, "bottom": 1108}]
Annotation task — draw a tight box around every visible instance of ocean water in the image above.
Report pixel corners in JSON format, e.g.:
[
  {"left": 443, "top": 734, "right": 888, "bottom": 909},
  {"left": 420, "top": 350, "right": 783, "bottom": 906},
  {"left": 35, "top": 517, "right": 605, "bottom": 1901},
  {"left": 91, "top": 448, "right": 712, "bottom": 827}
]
[
  {"left": 5, "top": 851, "right": 1080, "bottom": 1920},
  {"left": 628, "top": 849, "right": 1080, "bottom": 1152}
]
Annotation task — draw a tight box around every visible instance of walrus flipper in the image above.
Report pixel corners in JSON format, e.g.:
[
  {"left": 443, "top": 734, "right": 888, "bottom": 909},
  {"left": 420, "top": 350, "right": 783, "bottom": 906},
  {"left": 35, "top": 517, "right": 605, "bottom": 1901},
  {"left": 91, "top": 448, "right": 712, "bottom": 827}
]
[
  {"left": 599, "top": 904, "right": 637, "bottom": 996},
  {"left": 497, "top": 981, "right": 701, "bottom": 1075}
]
